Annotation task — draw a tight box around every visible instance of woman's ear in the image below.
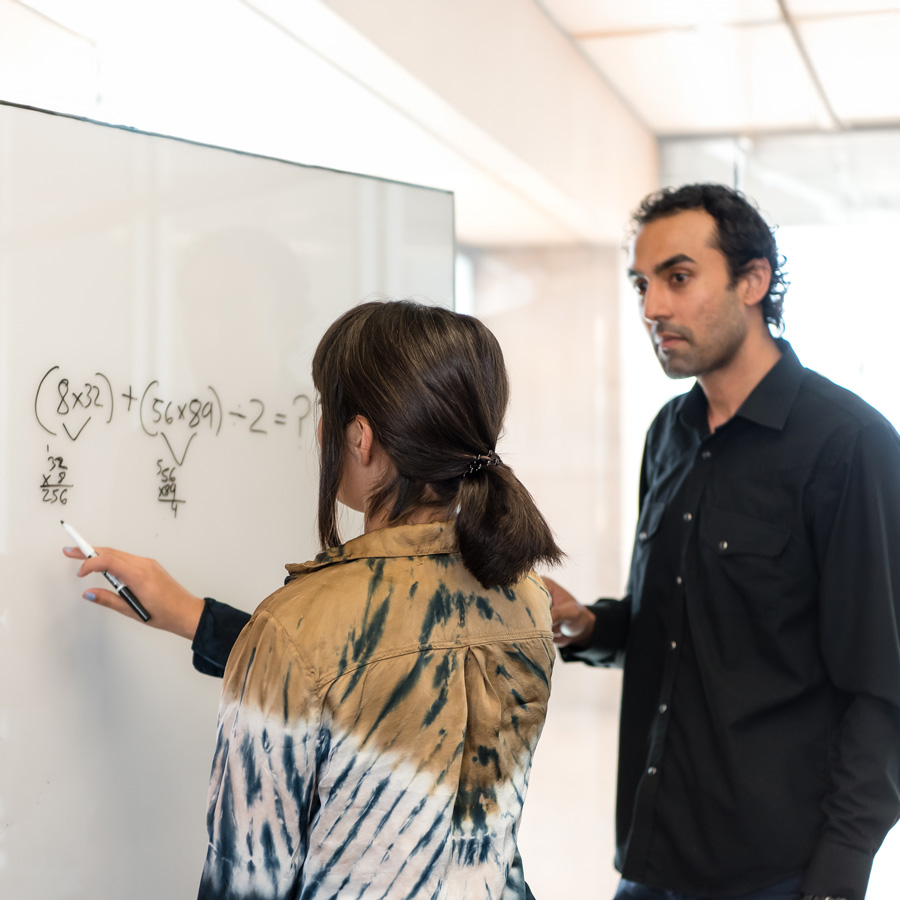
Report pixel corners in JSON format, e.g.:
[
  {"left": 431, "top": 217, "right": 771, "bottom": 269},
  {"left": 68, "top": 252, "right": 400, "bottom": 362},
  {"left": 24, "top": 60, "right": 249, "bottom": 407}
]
[{"left": 346, "top": 415, "right": 376, "bottom": 466}]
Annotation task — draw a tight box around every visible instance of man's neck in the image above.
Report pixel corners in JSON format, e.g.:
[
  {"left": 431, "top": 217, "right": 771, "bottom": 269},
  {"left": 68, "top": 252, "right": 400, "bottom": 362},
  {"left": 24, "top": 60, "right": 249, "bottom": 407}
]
[{"left": 699, "top": 331, "right": 782, "bottom": 432}]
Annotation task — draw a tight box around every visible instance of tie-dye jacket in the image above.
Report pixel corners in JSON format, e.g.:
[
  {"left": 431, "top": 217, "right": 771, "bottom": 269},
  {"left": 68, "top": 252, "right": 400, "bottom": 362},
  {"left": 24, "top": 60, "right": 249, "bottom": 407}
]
[{"left": 198, "top": 521, "right": 554, "bottom": 900}]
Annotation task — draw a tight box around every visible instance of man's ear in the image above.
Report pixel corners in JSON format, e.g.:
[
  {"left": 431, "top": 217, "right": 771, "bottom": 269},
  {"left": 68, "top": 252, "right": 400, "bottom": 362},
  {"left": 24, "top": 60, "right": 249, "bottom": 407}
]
[
  {"left": 346, "top": 415, "right": 376, "bottom": 466},
  {"left": 740, "top": 258, "right": 772, "bottom": 309}
]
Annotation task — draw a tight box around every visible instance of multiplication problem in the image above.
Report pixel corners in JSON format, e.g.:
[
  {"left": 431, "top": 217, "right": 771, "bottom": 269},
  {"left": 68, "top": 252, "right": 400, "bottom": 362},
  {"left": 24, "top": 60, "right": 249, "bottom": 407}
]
[
  {"left": 40, "top": 447, "right": 72, "bottom": 505},
  {"left": 156, "top": 459, "right": 185, "bottom": 517}
]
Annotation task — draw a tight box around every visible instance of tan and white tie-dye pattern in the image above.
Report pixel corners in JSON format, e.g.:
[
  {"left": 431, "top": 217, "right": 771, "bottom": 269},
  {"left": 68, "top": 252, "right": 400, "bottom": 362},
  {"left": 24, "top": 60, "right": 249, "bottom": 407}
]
[{"left": 199, "top": 522, "right": 553, "bottom": 900}]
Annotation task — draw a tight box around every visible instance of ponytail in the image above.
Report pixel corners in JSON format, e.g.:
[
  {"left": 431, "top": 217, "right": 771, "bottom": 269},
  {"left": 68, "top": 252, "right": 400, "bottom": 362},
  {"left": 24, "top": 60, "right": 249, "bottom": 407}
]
[{"left": 455, "top": 456, "right": 562, "bottom": 588}]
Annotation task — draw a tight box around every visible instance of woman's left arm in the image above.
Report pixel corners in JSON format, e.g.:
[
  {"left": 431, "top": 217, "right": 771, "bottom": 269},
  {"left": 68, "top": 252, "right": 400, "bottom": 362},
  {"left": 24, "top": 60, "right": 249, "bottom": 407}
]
[{"left": 198, "top": 609, "right": 320, "bottom": 900}]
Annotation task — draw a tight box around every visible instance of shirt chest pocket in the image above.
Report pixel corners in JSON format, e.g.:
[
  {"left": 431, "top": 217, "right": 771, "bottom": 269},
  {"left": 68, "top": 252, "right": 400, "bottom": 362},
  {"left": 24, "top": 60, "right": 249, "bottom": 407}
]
[
  {"left": 700, "top": 508, "right": 791, "bottom": 558},
  {"left": 699, "top": 508, "right": 797, "bottom": 625}
]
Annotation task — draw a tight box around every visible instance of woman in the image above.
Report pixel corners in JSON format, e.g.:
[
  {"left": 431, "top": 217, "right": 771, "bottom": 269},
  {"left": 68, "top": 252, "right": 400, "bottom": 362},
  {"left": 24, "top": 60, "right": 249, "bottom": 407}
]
[{"left": 66, "top": 300, "right": 561, "bottom": 899}]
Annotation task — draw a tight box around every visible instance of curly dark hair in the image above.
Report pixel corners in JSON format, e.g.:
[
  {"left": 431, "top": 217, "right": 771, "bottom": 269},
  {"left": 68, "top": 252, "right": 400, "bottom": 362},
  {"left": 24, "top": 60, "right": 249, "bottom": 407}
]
[{"left": 631, "top": 183, "right": 788, "bottom": 331}]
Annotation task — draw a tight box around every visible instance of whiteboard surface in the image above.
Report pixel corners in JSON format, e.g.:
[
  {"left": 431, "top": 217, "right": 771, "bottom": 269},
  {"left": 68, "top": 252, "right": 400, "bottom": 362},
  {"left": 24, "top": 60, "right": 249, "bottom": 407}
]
[{"left": 0, "top": 101, "right": 454, "bottom": 898}]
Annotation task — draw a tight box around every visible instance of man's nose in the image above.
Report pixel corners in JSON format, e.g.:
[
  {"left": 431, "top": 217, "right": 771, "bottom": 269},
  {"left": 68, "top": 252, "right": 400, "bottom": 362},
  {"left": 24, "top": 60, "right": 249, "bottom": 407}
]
[{"left": 640, "top": 281, "right": 669, "bottom": 325}]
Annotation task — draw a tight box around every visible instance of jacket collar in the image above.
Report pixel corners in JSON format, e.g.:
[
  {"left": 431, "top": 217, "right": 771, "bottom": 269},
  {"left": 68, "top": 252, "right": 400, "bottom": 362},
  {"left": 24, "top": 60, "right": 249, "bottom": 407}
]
[{"left": 285, "top": 521, "right": 456, "bottom": 581}]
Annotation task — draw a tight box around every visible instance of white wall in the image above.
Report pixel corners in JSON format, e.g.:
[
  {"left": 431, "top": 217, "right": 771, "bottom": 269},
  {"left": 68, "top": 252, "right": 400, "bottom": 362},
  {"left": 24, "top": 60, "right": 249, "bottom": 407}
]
[
  {"left": 322, "top": 0, "right": 657, "bottom": 243},
  {"left": 464, "top": 244, "right": 628, "bottom": 896}
]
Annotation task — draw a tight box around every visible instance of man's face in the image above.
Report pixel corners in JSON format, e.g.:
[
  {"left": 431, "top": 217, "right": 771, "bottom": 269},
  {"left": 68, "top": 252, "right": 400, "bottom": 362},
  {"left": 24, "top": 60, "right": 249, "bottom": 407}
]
[{"left": 628, "top": 208, "right": 751, "bottom": 380}]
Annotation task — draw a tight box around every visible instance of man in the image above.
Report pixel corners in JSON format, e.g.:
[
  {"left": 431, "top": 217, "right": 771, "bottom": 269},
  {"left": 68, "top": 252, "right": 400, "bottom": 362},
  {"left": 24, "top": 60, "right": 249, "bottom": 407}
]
[{"left": 548, "top": 183, "right": 900, "bottom": 900}]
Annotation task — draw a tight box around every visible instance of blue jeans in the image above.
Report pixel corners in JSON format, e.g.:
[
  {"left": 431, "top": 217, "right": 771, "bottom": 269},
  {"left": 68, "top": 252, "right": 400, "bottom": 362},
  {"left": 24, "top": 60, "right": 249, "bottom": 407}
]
[{"left": 613, "top": 875, "right": 803, "bottom": 900}]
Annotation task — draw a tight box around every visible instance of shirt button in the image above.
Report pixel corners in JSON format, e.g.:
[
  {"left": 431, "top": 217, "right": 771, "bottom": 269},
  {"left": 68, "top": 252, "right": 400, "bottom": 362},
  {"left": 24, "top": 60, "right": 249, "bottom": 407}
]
[
  {"left": 701, "top": 450, "right": 712, "bottom": 459},
  {"left": 676, "top": 575, "right": 683, "bottom": 586},
  {"left": 647, "top": 766, "right": 658, "bottom": 776},
  {"left": 639, "top": 531, "right": 648, "bottom": 542},
  {"left": 659, "top": 703, "right": 668, "bottom": 714},
  {"left": 683, "top": 512, "right": 693, "bottom": 522},
  {"left": 718, "top": 540, "right": 728, "bottom": 551},
  {"left": 670, "top": 640, "right": 677, "bottom": 650}
]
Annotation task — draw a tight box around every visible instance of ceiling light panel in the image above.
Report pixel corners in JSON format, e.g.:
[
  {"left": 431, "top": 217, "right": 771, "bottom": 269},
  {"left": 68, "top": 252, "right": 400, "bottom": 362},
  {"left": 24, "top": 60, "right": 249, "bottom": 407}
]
[
  {"left": 579, "top": 22, "right": 831, "bottom": 134},
  {"left": 798, "top": 12, "right": 900, "bottom": 124},
  {"left": 539, "top": 0, "right": 781, "bottom": 33}
]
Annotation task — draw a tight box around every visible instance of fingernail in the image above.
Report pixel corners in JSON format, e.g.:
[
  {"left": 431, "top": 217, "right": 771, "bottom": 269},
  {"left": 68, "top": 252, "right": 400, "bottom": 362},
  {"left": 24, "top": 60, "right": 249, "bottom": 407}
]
[
  {"left": 84, "top": 592, "right": 96, "bottom": 601},
  {"left": 64, "top": 546, "right": 74, "bottom": 553}
]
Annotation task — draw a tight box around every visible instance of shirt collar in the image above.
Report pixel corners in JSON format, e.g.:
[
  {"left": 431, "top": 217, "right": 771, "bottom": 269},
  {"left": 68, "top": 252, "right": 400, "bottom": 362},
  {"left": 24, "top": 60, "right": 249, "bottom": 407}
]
[
  {"left": 680, "top": 338, "right": 805, "bottom": 434},
  {"left": 285, "top": 521, "right": 456, "bottom": 580}
]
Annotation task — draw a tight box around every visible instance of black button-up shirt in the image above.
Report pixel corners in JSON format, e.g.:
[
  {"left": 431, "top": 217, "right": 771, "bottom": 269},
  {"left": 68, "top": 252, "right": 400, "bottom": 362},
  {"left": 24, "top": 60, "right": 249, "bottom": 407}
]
[{"left": 564, "top": 340, "right": 900, "bottom": 900}]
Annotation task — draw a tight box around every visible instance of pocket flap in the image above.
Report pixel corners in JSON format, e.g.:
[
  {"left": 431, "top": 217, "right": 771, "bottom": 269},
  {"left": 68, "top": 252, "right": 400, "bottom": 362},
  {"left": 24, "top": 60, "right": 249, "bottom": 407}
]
[
  {"left": 635, "top": 500, "right": 665, "bottom": 544},
  {"left": 701, "top": 508, "right": 790, "bottom": 557}
]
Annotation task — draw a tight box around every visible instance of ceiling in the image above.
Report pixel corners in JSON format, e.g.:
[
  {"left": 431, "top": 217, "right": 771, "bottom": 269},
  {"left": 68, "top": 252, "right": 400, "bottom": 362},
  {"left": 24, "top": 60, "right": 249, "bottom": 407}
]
[{"left": 538, "top": 0, "right": 900, "bottom": 136}]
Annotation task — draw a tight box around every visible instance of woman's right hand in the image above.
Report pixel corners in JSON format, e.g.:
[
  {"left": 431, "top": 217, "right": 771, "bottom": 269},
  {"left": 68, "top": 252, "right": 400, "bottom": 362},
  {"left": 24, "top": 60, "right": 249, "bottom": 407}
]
[{"left": 62, "top": 545, "right": 206, "bottom": 641}]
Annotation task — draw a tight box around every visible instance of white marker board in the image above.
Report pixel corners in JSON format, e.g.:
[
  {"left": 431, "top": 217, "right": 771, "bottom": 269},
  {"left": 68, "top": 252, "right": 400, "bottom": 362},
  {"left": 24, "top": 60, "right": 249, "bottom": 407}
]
[{"left": 0, "top": 100, "right": 454, "bottom": 899}]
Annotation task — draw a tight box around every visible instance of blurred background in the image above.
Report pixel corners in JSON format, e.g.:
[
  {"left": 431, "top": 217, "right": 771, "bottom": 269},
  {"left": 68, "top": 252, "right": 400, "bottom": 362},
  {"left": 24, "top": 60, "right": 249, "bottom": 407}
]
[{"left": 2, "top": 1, "right": 899, "bottom": 896}]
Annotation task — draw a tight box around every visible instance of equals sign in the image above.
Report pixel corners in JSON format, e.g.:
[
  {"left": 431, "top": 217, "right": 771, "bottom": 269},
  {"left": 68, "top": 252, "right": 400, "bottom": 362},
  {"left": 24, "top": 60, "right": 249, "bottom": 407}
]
[{"left": 274, "top": 413, "right": 287, "bottom": 426}]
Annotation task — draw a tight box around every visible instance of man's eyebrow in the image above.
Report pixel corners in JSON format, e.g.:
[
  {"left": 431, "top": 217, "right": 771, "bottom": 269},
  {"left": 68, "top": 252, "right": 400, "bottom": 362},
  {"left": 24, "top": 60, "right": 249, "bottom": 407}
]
[
  {"left": 653, "top": 253, "right": 695, "bottom": 275},
  {"left": 628, "top": 253, "right": 696, "bottom": 280}
]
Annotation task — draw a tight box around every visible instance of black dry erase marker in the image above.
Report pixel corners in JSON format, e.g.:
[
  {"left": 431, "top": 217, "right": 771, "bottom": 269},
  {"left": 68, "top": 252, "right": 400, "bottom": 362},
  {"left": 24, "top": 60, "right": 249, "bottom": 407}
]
[{"left": 61, "top": 520, "right": 151, "bottom": 622}]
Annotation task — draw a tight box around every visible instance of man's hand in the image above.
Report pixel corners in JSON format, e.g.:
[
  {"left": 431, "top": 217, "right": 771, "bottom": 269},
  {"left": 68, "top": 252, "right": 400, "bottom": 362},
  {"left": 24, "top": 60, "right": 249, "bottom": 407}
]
[
  {"left": 62, "top": 545, "right": 205, "bottom": 640},
  {"left": 542, "top": 575, "right": 596, "bottom": 649}
]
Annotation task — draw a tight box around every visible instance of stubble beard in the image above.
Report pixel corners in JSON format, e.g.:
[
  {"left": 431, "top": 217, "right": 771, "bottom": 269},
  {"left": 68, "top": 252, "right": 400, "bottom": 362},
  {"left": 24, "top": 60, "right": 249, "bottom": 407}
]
[{"left": 654, "top": 309, "right": 748, "bottom": 381}]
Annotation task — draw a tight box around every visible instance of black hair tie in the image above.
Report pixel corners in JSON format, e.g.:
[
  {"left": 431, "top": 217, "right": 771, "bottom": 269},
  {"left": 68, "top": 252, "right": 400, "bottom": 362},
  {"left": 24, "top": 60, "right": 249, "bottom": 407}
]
[{"left": 464, "top": 450, "right": 502, "bottom": 478}]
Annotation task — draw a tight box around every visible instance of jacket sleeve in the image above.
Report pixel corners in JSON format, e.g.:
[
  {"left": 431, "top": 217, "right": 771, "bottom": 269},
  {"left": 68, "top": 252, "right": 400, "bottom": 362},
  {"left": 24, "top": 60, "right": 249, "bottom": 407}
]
[
  {"left": 191, "top": 598, "right": 252, "bottom": 677},
  {"left": 803, "top": 419, "right": 900, "bottom": 900},
  {"left": 198, "top": 610, "right": 322, "bottom": 900}
]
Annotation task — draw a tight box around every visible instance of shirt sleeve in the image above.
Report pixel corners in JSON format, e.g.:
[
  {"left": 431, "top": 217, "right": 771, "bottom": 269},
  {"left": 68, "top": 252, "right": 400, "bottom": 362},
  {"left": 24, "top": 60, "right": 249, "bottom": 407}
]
[
  {"left": 803, "top": 419, "right": 900, "bottom": 900},
  {"left": 191, "top": 598, "right": 252, "bottom": 677},
  {"left": 559, "top": 597, "right": 631, "bottom": 667},
  {"left": 197, "top": 610, "right": 322, "bottom": 900}
]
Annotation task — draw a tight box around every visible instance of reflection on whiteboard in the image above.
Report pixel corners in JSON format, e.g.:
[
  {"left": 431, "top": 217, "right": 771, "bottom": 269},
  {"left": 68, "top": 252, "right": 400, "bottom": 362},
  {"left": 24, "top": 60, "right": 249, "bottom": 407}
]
[{"left": 0, "top": 100, "right": 453, "bottom": 899}]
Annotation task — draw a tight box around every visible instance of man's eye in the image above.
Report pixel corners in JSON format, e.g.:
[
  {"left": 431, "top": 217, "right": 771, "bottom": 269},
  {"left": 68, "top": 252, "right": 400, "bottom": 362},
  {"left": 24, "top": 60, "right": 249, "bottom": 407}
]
[
  {"left": 671, "top": 272, "right": 689, "bottom": 284},
  {"left": 633, "top": 280, "right": 647, "bottom": 296}
]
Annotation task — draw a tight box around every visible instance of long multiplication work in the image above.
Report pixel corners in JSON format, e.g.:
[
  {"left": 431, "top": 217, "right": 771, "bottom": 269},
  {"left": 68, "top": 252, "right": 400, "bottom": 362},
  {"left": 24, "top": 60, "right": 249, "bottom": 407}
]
[{"left": 35, "top": 366, "right": 313, "bottom": 517}]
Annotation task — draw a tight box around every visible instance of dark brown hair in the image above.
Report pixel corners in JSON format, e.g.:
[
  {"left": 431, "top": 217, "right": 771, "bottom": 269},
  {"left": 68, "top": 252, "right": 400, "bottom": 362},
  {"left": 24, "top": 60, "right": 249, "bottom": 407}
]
[{"left": 312, "top": 299, "right": 562, "bottom": 587}]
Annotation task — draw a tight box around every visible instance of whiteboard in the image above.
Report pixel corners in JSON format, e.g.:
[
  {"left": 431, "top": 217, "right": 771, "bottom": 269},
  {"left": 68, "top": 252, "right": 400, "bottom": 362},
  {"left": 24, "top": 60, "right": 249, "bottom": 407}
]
[{"left": 0, "top": 101, "right": 454, "bottom": 899}]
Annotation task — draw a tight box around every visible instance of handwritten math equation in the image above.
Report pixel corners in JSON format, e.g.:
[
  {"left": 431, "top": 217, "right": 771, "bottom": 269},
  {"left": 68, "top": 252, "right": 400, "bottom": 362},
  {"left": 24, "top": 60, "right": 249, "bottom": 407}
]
[
  {"left": 40, "top": 449, "right": 72, "bottom": 507},
  {"left": 35, "top": 366, "right": 313, "bottom": 517}
]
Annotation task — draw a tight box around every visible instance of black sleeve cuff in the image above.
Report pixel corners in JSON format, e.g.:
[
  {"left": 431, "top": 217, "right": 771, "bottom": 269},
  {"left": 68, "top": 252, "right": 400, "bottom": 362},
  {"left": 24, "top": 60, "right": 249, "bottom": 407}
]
[
  {"left": 190, "top": 598, "right": 252, "bottom": 678},
  {"left": 802, "top": 838, "right": 875, "bottom": 900},
  {"left": 559, "top": 597, "right": 630, "bottom": 668}
]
